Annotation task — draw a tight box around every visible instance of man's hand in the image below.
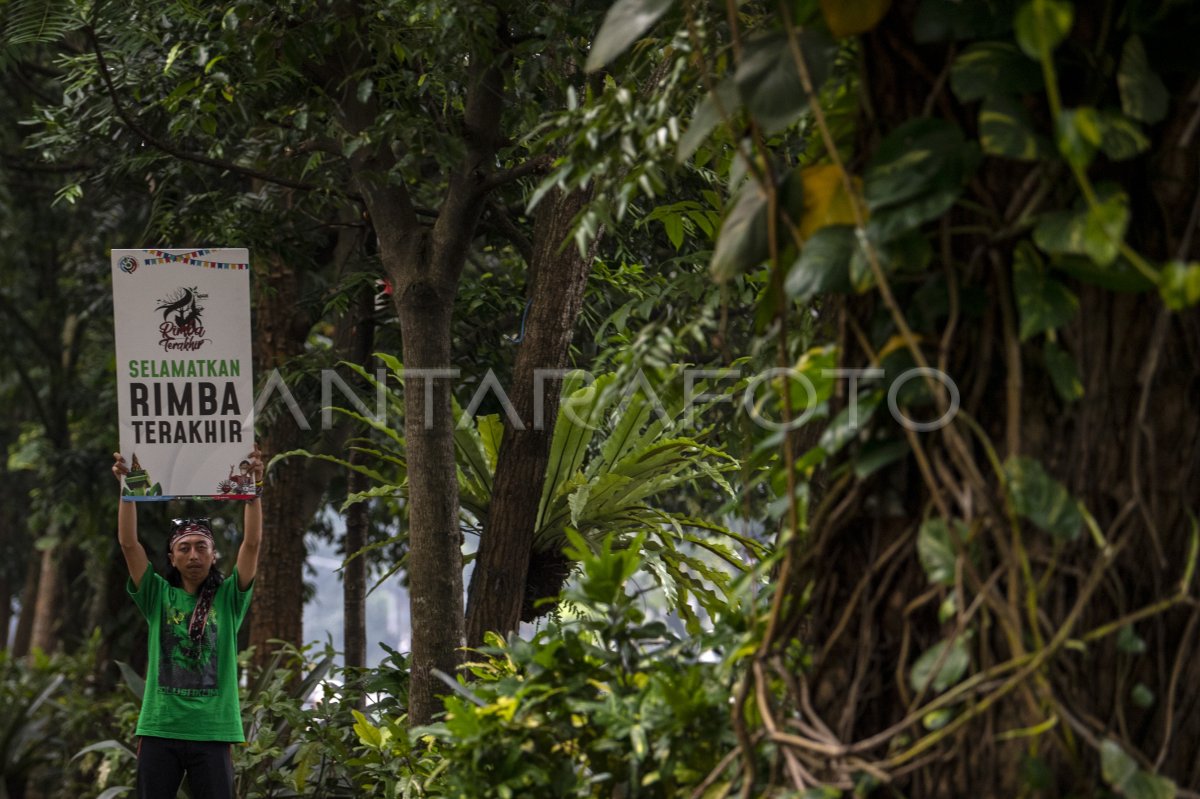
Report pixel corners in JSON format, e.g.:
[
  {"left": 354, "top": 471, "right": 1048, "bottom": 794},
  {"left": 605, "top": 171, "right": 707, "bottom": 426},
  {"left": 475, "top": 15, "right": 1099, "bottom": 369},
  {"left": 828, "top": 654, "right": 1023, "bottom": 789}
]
[{"left": 112, "top": 451, "right": 128, "bottom": 486}]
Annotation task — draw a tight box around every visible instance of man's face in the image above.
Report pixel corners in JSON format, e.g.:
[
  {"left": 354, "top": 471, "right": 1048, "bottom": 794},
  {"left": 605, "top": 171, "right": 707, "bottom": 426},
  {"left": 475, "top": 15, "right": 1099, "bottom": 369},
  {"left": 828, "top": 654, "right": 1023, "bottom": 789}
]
[{"left": 169, "top": 534, "right": 216, "bottom": 579}]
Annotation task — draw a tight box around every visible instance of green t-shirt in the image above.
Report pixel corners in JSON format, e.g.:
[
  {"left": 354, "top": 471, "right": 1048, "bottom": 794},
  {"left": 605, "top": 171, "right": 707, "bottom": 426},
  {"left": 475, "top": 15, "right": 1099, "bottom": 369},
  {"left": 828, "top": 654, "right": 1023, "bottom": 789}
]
[{"left": 126, "top": 563, "right": 254, "bottom": 742}]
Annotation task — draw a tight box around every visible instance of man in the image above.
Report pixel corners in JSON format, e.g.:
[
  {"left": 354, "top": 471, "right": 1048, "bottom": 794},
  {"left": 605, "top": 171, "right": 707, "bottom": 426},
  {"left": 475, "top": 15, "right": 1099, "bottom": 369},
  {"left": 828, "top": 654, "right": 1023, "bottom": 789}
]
[{"left": 112, "top": 445, "right": 263, "bottom": 799}]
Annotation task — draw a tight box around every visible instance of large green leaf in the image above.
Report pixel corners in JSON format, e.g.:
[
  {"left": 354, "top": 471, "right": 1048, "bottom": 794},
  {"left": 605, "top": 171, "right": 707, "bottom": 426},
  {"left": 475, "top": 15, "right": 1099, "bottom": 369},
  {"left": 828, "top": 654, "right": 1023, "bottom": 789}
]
[
  {"left": 1013, "top": 0, "right": 1073, "bottom": 59},
  {"left": 1101, "top": 739, "right": 1177, "bottom": 799},
  {"left": 979, "top": 95, "right": 1049, "bottom": 160},
  {"left": 864, "top": 119, "right": 978, "bottom": 239},
  {"left": 1055, "top": 107, "right": 1102, "bottom": 169},
  {"left": 913, "top": 0, "right": 1016, "bottom": 43},
  {"left": 910, "top": 637, "right": 970, "bottom": 694},
  {"left": 537, "top": 374, "right": 618, "bottom": 528},
  {"left": 1, "top": 0, "right": 78, "bottom": 45},
  {"left": 677, "top": 78, "right": 740, "bottom": 163},
  {"left": 1118, "top": 37, "right": 1169, "bottom": 124},
  {"left": 1052, "top": 254, "right": 1154, "bottom": 292},
  {"left": 1043, "top": 340, "right": 1084, "bottom": 402},
  {"left": 865, "top": 118, "right": 966, "bottom": 208},
  {"left": 949, "top": 41, "right": 1043, "bottom": 102},
  {"left": 785, "top": 225, "right": 855, "bottom": 300},
  {"left": 734, "top": 30, "right": 837, "bottom": 134},
  {"left": 1159, "top": 261, "right": 1200, "bottom": 311},
  {"left": 1013, "top": 242, "right": 1079, "bottom": 340},
  {"left": 1004, "top": 456, "right": 1084, "bottom": 541},
  {"left": 585, "top": 0, "right": 674, "bottom": 72},
  {"left": 1033, "top": 188, "right": 1130, "bottom": 267},
  {"left": 1097, "top": 110, "right": 1151, "bottom": 161},
  {"left": 918, "top": 518, "right": 970, "bottom": 586},
  {"left": 710, "top": 180, "right": 768, "bottom": 282}
]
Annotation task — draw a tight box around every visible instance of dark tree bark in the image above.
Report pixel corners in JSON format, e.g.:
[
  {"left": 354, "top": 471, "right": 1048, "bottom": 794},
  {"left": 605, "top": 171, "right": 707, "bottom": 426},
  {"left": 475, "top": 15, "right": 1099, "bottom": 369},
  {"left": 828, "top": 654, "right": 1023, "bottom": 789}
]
[
  {"left": 465, "top": 187, "right": 595, "bottom": 646},
  {"left": 248, "top": 252, "right": 326, "bottom": 671},
  {"left": 28, "top": 526, "right": 62, "bottom": 654},
  {"left": 343, "top": 290, "right": 375, "bottom": 670}
]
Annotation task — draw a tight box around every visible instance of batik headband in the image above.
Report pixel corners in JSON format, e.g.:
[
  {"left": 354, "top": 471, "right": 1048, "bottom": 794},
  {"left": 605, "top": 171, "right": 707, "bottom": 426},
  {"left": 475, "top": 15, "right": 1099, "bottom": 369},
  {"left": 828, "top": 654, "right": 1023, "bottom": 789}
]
[{"left": 168, "top": 517, "right": 214, "bottom": 549}]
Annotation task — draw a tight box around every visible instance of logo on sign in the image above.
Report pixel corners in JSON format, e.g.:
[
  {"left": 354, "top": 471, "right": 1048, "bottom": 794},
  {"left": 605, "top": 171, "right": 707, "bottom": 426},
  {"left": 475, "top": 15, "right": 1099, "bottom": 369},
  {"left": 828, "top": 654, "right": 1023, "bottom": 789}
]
[
  {"left": 119, "top": 256, "right": 139, "bottom": 274},
  {"left": 155, "top": 287, "right": 211, "bottom": 352}
]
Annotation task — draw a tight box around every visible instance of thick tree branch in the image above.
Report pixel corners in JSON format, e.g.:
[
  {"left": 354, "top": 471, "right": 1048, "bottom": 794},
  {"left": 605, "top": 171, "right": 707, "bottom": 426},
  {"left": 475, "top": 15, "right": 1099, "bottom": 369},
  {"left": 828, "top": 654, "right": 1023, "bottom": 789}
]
[{"left": 476, "top": 154, "right": 553, "bottom": 196}]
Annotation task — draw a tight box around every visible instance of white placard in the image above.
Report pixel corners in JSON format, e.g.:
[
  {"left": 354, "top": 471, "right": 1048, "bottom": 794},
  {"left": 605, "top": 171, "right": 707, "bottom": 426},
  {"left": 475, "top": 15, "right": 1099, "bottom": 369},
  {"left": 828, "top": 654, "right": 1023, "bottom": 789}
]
[{"left": 111, "top": 248, "right": 255, "bottom": 500}]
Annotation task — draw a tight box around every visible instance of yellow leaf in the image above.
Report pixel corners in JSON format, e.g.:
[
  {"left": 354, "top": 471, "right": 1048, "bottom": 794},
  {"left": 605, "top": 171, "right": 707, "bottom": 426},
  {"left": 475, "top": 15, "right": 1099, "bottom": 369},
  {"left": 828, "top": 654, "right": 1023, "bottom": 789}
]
[
  {"left": 821, "top": 0, "right": 893, "bottom": 38},
  {"left": 796, "top": 164, "right": 867, "bottom": 241}
]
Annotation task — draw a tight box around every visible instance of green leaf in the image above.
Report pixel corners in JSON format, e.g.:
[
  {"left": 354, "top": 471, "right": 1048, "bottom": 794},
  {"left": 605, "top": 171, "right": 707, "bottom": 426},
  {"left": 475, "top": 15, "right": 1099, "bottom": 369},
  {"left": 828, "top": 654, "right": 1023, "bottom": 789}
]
[
  {"left": 734, "top": 30, "right": 837, "bottom": 133},
  {"left": 1131, "top": 683, "right": 1155, "bottom": 708},
  {"left": 114, "top": 660, "right": 146, "bottom": 702},
  {"left": 785, "top": 225, "right": 854, "bottom": 300},
  {"left": 2, "top": 0, "right": 78, "bottom": 45},
  {"left": 710, "top": 181, "right": 768, "bottom": 282},
  {"left": 1159, "top": 261, "right": 1200, "bottom": 311},
  {"left": 950, "top": 41, "right": 1043, "bottom": 102},
  {"left": 918, "top": 518, "right": 970, "bottom": 586},
  {"left": 979, "top": 95, "right": 1050, "bottom": 160},
  {"left": 1004, "top": 455, "right": 1084, "bottom": 541},
  {"left": 678, "top": 79, "right": 740, "bottom": 163},
  {"left": 1097, "top": 110, "right": 1150, "bottom": 161},
  {"left": 1053, "top": 254, "right": 1153, "bottom": 292},
  {"left": 1033, "top": 188, "right": 1130, "bottom": 266},
  {"left": 352, "top": 709, "right": 383, "bottom": 749},
  {"left": 1118, "top": 37, "right": 1169, "bottom": 124},
  {"left": 1123, "top": 771, "right": 1177, "bottom": 799},
  {"left": 1014, "top": 0, "right": 1074, "bottom": 59},
  {"left": 356, "top": 78, "right": 374, "bottom": 104},
  {"left": 1117, "top": 624, "right": 1147, "bottom": 655},
  {"left": 1013, "top": 242, "right": 1079, "bottom": 341},
  {"left": 1043, "top": 340, "right": 1083, "bottom": 402},
  {"left": 818, "top": 391, "right": 882, "bottom": 454},
  {"left": 865, "top": 118, "right": 966, "bottom": 208},
  {"left": 586, "top": 0, "right": 674, "bottom": 72},
  {"left": 853, "top": 438, "right": 909, "bottom": 478},
  {"left": 864, "top": 119, "right": 978, "bottom": 239},
  {"left": 913, "top": 0, "right": 1013, "bottom": 42},
  {"left": 910, "top": 636, "right": 970, "bottom": 694},
  {"left": 1055, "top": 107, "right": 1102, "bottom": 169},
  {"left": 1100, "top": 740, "right": 1138, "bottom": 792}
]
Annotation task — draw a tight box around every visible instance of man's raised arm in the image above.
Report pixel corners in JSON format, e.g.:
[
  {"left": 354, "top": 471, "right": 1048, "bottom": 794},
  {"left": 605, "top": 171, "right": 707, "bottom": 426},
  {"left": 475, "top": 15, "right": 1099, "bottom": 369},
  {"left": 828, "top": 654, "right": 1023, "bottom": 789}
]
[
  {"left": 236, "top": 443, "right": 263, "bottom": 590},
  {"left": 112, "top": 452, "right": 149, "bottom": 588}
]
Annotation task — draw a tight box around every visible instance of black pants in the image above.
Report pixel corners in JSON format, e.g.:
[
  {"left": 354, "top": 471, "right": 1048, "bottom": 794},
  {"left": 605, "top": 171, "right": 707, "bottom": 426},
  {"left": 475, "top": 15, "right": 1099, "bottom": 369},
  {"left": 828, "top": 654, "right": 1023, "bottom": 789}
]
[{"left": 136, "top": 736, "right": 234, "bottom": 799}]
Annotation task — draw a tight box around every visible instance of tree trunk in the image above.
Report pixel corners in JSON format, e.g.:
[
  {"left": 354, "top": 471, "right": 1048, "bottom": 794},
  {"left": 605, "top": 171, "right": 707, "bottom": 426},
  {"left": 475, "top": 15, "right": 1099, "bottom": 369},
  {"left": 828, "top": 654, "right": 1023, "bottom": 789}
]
[
  {"left": 344, "top": 290, "right": 374, "bottom": 670},
  {"left": 28, "top": 541, "right": 60, "bottom": 654},
  {"left": 465, "top": 188, "right": 595, "bottom": 646},
  {"left": 248, "top": 252, "right": 318, "bottom": 670},
  {"left": 393, "top": 278, "right": 465, "bottom": 724}
]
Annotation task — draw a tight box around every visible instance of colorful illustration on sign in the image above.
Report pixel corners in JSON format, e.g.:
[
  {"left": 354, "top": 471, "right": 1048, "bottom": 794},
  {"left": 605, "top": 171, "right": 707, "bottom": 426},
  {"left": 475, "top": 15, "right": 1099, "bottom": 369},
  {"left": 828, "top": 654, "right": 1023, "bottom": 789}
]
[
  {"left": 216, "top": 459, "right": 256, "bottom": 496},
  {"left": 155, "top": 287, "right": 211, "bottom": 352},
  {"left": 122, "top": 452, "right": 163, "bottom": 497}
]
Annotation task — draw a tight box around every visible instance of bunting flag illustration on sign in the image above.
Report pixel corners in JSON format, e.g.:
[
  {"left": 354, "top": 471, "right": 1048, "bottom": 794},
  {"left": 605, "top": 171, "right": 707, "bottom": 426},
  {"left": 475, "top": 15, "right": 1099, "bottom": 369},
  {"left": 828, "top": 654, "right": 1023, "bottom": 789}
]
[{"left": 111, "top": 248, "right": 256, "bottom": 500}]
